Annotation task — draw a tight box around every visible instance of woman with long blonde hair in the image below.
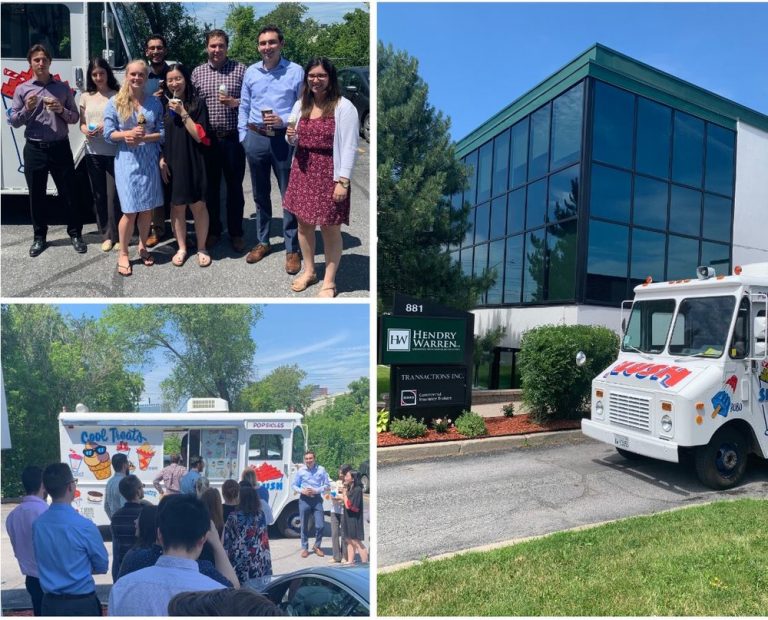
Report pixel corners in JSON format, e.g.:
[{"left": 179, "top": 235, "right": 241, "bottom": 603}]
[{"left": 103, "top": 59, "right": 164, "bottom": 276}]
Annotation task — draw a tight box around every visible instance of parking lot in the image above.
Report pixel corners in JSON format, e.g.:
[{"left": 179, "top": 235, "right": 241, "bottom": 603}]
[{"left": 0, "top": 144, "right": 370, "bottom": 299}]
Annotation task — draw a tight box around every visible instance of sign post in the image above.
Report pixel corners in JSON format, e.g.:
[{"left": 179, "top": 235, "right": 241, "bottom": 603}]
[{"left": 379, "top": 294, "right": 474, "bottom": 422}]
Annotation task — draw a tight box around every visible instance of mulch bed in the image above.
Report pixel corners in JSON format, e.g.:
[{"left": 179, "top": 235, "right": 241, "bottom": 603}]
[{"left": 377, "top": 414, "right": 582, "bottom": 447}]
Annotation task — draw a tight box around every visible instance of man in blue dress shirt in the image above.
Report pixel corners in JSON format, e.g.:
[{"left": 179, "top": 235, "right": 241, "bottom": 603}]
[
  {"left": 238, "top": 25, "right": 304, "bottom": 275},
  {"left": 180, "top": 457, "right": 205, "bottom": 494},
  {"left": 32, "top": 463, "right": 108, "bottom": 616},
  {"left": 292, "top": 450, "right": 331, "bottom": 558}
]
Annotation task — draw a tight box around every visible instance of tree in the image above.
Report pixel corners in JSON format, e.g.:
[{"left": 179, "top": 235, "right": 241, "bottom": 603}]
[
  {"left": 126, "top": 3, "right": 210, "bottom": 68},
  {"left": 306, "top": 378, "right": 369, "bottom": 476},
  {"left": 378, "top": 43, "right": 493, "bottom": 313},
  {"left": 238, "top": 364, "right": 317, "bottom": 414},
  {"left": 225, "top": 3, "right": 369, "bottom": 67},
  {"left": 102, "top": 305, "right": 262, "bottom": 409},
  {"left": 1, "top": 306, "right": 143, "bottom": 497}
]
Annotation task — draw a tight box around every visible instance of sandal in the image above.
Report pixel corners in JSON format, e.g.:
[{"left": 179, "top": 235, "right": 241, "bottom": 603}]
[
  {"left": 291, "top": 272, "right": 318, "bottom": 292},
  {"left": 172, "top": 249, "right": 188, "bottom": 267},
  {"left": 197, "top": 250, "right": 211, "bottom": 268},
  {"left": 117, "top": 256, "right": 132, "bottom": 277},
  {"left": 139, "top": 249, "right": 155, "bottom": 267},
  {"left": 317, "top": 285, "right": 337, "bottom": 298}
]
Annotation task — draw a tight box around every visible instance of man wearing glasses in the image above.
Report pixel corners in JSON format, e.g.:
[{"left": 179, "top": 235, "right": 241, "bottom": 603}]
[{"left": 32, "top": 463, "right": 108, "bottom": 615}]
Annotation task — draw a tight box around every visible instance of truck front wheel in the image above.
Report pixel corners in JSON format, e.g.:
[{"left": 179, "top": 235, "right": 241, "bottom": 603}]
[
  {"left": 277, "top": 501, "right": 302, "bottom": 538},
  {"left": 694, "top": 427, "right": 748, "bottom": 490}
]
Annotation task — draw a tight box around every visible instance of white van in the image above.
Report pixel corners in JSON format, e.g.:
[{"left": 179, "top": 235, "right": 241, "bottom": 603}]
[
  {"left": 582, "top": 263, "right": 768, "bottom": 489},
  {"left": 59, "top": 398, "right": 330, "bottom": 536},
  {"left": 2, "top": 2, "right": 140, "bottom": 193}
]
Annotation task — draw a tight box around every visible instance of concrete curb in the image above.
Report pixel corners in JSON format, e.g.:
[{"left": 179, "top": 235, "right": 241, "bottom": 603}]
[{"left": 378, "top": 429, "right": 590, "bottom": 465}]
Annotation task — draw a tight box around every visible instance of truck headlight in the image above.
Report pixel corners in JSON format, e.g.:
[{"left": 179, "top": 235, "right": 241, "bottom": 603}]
[
  {"left": 595, "top": 400, "right": 604, "bottom": 418},
  {"left": 661, "top": 414, "right": 673, "bottom": 434}
]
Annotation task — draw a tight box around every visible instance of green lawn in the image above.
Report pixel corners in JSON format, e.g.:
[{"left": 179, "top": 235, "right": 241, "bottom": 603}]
[
  {"left": 377, "top": 365, "right": 389, "bottom": 402},
  {"left": 378, "top": 499, "right": 768, "bottom": 616}
]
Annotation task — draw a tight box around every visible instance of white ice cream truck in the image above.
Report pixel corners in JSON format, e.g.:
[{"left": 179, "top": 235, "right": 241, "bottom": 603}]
[
  {"left": 582, "top": 263, "right": 768, "bottom": 489},
  {"left": 59, "top": 398, "right": 329, "bottom": 536},
  {"left": 2, "top": 2, "right": 140, "bottom": 193}
]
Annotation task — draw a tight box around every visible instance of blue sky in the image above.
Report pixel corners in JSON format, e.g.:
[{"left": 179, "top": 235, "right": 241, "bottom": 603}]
[
  {"left": 58, "top": 304, "right": 370, "bottom": 407},
  {"left": 183, "top": 2, "right": 367, "bottom": 29},
  {"left": 378, "top": 2, "right": 768, "bottom": 141}
]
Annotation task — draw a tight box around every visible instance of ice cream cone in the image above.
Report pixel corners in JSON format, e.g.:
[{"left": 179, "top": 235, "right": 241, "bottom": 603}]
[{"left": 89, "top": 459, "right": 112, "bottom": 480}]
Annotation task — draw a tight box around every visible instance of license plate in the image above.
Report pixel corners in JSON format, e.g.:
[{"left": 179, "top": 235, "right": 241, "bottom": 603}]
[{"left": 614, "top": 434, "right": 630, "bottom": 449}]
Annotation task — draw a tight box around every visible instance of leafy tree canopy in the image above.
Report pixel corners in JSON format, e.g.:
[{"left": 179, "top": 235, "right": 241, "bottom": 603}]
[
  {"left": 377, "top": 43, "right": 493, "bottom": 313},
  {"left": 127, "top": 3, "right": 210, "bottom": 68},
  {"left": 226, "top": 3, "right": 369, "bottom": 67},
  {"left": 1, "top": 305, "right": 142, "bottom": 497},
  {"left": 238, "top": 364, "right": 317, "bottom": 414},
  {"left": 102, "top": 304, "right": 262, "bottom": 409},
  {"left": 306, "top": 377, "right": 369, "bottom": 476}
]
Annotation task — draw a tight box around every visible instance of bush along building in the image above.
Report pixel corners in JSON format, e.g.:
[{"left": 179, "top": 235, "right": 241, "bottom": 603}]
[{"left": 452, "top": 44, "right": 768, "bottom": 389}]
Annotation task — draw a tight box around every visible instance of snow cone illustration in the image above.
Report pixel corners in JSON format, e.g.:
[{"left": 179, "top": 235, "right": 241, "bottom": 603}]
[
  {"left": 136, "top": 442, "right": 155, "bottom": 471},
  {"left": 83, "top": 442, "right": 112, "bottom": 480},
  {"left": 68, "top": 448, "right": 83, "bottom": 473}
]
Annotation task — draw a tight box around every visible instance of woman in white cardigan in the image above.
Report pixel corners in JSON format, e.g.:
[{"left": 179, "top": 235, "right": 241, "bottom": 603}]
[{"left": 284, "top": 57, "right": 359, "bottom": 297}]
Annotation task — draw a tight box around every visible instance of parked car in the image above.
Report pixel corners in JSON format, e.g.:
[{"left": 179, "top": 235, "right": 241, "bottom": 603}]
[
  {"left": 358, "top": 459, "right": 370, "bottom": 494},
  {"left": 337, "top": 67, "right": 369, "bottom": 143},
  {"left": 246, "top": 565, "right": 369, "bottom": 616}
]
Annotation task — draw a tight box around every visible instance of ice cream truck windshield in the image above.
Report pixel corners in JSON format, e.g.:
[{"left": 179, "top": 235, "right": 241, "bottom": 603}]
[{"left": 623, "top": 295, "right": 737, "bottom": 358}]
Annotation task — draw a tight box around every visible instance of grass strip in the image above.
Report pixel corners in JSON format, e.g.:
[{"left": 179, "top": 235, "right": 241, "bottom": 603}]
[{"left": 378, "top": 498, "right": 768, "bottom": 616}]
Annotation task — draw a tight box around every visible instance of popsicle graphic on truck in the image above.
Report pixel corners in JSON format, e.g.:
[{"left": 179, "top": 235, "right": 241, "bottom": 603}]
[{"left": 709, "top": 375, "right": 738, "bottom": 421}]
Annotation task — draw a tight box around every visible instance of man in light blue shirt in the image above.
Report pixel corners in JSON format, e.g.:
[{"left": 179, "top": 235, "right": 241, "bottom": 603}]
[
  {"left": 32, "top": 463, "right": 108, "bottom": 616},
  {"left": 104, "top": 452, "right": 129, "bottom": 519},
  {"left": 291, "top": 450, "right": 331, "bottom": 558},
  {"left": 180, "top": 457, "right": 204, "bottom": 494},
  {"left": 108, "top": 494, "right": 225, "bottom": 616},
  {"left": 238, "top": 24, "right": 304, "bottom": 275}
]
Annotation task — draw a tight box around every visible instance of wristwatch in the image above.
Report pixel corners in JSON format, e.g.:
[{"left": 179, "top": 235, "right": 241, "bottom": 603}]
[{"left": 337, "top": 179, "right": 350, "bottom": 189}]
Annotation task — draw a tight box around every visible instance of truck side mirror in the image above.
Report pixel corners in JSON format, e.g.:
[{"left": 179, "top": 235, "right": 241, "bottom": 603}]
[{"left": 754, "top": 316, "right": 766, "bottom": 341}]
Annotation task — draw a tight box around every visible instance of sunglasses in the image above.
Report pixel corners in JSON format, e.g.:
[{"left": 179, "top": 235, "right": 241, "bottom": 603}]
[{"left": 83, "top": 445, "right": 107, "bottom": 457}]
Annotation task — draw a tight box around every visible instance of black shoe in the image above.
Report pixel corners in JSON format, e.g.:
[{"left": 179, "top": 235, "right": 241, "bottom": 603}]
[
  {"left": 71, "top": 236, "right": 87, "bottom": 253},
  {"left": 29, "top": 239, "right": 47, "bottom": 257}
]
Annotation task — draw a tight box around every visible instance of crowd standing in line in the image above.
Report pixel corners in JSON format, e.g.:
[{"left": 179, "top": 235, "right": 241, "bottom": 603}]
[{"left": 9, "top": 25, "right": 361, "bottom": 295}]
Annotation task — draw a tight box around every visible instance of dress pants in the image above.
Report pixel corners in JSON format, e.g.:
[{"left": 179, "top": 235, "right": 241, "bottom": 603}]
[
  {"left": 298, "top": 495, "right": 325, "bottom": 550},
  {"left": 329, "top": 510, "right": 347, "bottom": 561},
  {"left": 41, "top": 592, "right": 102, "bottom": 616},
  {"left": 242, "top": 129, "right": 298, "bottom": 252},
  {"left": 205, "top": 132, "right": 246, "bottom": 238},
  {"left": 23, "top": 139, "right": 81, "bottom": 240},
  {"left": 25, "top": 575, "right": 44, "bottom": 616},
  {"left": 85, "top": 154, "right": 119, "bottom": 243}
]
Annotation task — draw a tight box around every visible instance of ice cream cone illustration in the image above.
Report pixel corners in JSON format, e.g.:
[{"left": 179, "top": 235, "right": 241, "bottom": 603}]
[
  {"left": 760, "top": 362, "right": 768, "bottom": 383},
  {"left": 83, "top": 442, "right": 112, "bottom": 480},
  {"left": 69, "top": 448, "right": 83, "bottom": 473},
  {"left": 136, "top": 442, "right": 155, "bottom": 471}
]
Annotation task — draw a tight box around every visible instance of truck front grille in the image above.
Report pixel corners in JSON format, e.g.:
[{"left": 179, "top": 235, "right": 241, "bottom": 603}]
[{"left": 608, "top": 392, "right": 651, "bottom": 431}]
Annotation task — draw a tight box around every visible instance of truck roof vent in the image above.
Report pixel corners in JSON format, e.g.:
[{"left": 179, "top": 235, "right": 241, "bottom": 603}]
[{"left": 185, "top": 398, "right": 229, "bottom": 412}]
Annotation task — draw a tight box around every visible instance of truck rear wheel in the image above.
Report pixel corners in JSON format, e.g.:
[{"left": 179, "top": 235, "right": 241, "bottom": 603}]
[
  {"left": 277, "top": 501, "right": 302, "bottom": 538},
  {"left": 694, "top": 427, "right": 748, "bottom": 490}
]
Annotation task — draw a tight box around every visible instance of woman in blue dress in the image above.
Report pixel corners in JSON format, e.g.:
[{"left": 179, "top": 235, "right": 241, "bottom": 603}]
[{"left": 104, "top": 59, "right": 164, "bottom": 276}]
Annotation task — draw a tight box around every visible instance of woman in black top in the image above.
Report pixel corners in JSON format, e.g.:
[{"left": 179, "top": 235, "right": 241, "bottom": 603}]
[
  {"left": 341, "top": 470, "right": 367, "bottom": 564},
  {"left": 159, "top": 63, "right": 212, "bottom": 267}
]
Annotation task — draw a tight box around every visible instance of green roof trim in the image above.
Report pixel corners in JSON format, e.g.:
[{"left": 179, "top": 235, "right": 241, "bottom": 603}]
[{"left": 455, "top": 43, "right": 768, "bottom": 158}]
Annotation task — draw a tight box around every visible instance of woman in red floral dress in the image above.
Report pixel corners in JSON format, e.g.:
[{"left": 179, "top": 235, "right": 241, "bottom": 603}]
[{"left": 283, "top": 58, "right": 359, "bottom": 297}]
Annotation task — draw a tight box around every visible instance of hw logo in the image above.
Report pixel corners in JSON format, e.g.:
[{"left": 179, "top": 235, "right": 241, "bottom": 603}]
[{"left": 387, "top": 329, "right": 411, "bottom": 351}]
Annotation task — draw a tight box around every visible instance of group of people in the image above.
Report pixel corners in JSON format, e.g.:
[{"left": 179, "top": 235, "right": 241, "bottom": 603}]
[
  {"left": 5, "top": 451, "right": 366, "bottom": 615},
  {"left": 10, "top": 25, "right": 360, "bottom": 296}
]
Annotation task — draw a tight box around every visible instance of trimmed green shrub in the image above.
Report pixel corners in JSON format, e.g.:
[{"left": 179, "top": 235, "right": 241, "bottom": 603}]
[
  {"left": 502, "top": 403, "right": 515, "bottom": 417},
  {"left": 519, "top": 324, "right": 619, "bottom": 423},
  {"left": 455, "top": 411, "right": 487, "bottom": 437},
  {"left": 390, "top": 415, "right": 428, "bottom": 439}
]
